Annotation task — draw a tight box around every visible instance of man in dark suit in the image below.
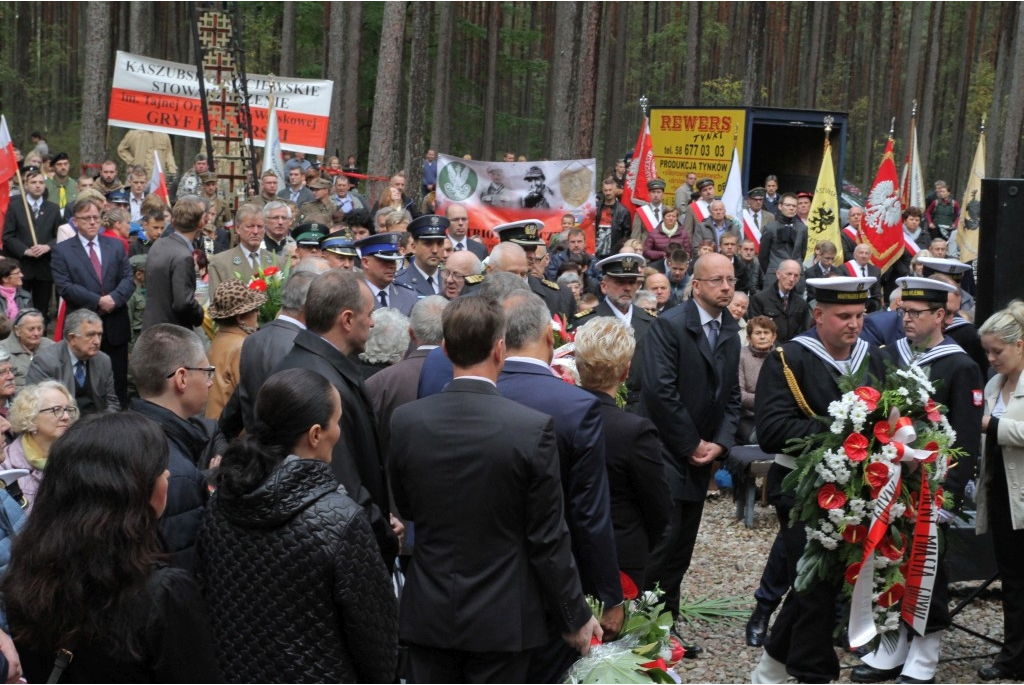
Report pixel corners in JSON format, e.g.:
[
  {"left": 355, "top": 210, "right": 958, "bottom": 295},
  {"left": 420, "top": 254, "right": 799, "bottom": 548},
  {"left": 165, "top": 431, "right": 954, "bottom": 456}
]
[
  {"left": 391, "top": 296, "right": 600, "bottom": 683},
  {"left": 276, "top": 166, "right": 315, "bottom": 206},
  {"left": 275, "top": 270, "right": 399, "bottom": 567},
  {"left": 444, "top": 203, "right": 488, "bottom": 259},
  {"left": 366, "top": 295, "right": 448, "bottom": 457},
  {"left": 142, "top": 196, "right": 207, "bottom": 331},
  {"left": 842, "top": 243, "right": 883, "bottom": 312},
  {"left": 497, "top": 290, "right": 623, "bottom": 681},
  {"left": 3, "top": 168, "right": 62, "bottom": 316},
  {"left": 799, "top": 238, "right": 844, "bottom": 300},
  {"left": 748, "top": 259, "right": 811, "bottom": 343},
  {"left": 640, "top": 252, "right": 741, "bottom": 649},
  {"left": 51, "top": 197, "right": 135, "bottom": 406},
  {"left": 27, "top": 308, "right": 119, "bottom": 414}
]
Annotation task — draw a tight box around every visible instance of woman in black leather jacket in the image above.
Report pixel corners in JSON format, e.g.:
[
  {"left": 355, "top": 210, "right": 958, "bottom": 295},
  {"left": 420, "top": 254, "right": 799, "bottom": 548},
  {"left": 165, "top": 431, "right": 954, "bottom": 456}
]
[{"left": 196, "top": 368, "right": 398, "bottom": 683}]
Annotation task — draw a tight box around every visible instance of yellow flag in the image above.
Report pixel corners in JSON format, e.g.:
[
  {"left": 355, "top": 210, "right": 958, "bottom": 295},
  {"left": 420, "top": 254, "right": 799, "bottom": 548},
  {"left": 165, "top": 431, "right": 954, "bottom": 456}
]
[
  {"left": 956, "top": 128, "right": 985, "bottom": 263},
  {"left": 806, "top": 141, "right": 842, "bottom": 262}
]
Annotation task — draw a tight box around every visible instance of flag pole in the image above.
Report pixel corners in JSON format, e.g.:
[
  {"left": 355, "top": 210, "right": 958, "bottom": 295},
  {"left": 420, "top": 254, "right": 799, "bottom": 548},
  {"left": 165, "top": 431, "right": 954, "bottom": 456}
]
[
  {"left": 823, "top": 115, "right": 833, "bottom": 152},
  {"left": 13, "top": 166, "right": 38, "bottom": 246}
]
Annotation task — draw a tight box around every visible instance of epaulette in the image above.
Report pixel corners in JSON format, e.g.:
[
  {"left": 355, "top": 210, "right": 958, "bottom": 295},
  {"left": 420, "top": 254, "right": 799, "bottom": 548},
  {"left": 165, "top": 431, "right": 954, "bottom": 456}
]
[
  {"left": 574, "top": 308, "right": 594, "bottom": 319},
  {"left": 643, "top": 308, "right": 658, "bottom": 317},
  {"left": 393, "top": 281, "right": 415, "bottom": 291},
  {"left": 465, "top": 274, "right": 485, "bottom": 284},
  {"left": 541, "top": 279, "right": 560, "bottom": 290}
]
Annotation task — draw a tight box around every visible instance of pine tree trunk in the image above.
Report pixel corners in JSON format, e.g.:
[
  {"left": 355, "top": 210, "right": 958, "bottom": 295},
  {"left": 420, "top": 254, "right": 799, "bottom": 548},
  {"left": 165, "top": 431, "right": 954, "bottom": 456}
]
[
  {"left": 325, "top": 3, "right": 345, "bottom": 160},
  {"left": 999, "top": 2, "right": 1024, "bottom": 176},
  {"left": 548, "top": 2, "right": 580, "bottom": 159},
  {"left": 572, "top": 1, "right": 600, "bottom": 159},
  {"left": 280, "top": 1, "right": 296, "bottom": 77},
  {"left": 918, "top": 3, "right": 943, "bottom": 171},
  {"left": 900, "top": 2, "right": 928, "bottom": 144},
  {"left": 744, "top": 2, "right": 766, "bottom": 105},
  {"left": 430, "top": 3, "right": 453, "bottom": 155},
  {"left": 341, "top": 2, "right": 362, "bottom": 165},
  {"left": 602, "top": 3, "right": 629, "bottom": 170},
  {"left": 404, "top": 2, "right": 431, "bottom": 195},
  {"left": 684, "top": 5, "right": 699, "bottom": 104},
  {"left": 988, "top": 3, "right": 1017, "bottom": 173},
  {"left": 367, "top": 1, "right": 407, "bottom": 200},
  {"left": 129, "top": 2, "right": 152, "bottom": 56},
  {"left": 481, "top": 3, "right": 500, "bottom": 161},
  {"left": 81, "top": 1, "right": 112, "bottom": 166}
]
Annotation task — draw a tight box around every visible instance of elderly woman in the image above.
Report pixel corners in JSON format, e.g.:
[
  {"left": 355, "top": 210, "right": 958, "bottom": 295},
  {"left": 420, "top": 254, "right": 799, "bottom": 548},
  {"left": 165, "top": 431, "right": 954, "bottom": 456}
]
[
  {"left": 0, "top": 260, "right": 32, "bottom": 334},
  {"left": 737, "top": 315, "right": 777, "bottom": 444},
  {"left": 2, "top": 381, "right": 78, "bottom": 513},
  {"left": 574, "top": 316, "right": 670, "bottom": 590},
  {"left": 977, "top": 301, "right": 1024, "bottom": 681},
  {"left": 205, "top": 279, "right": 266, "bottom": 420},
  {"left": 556, "top": 271, "right": 582, "bottom": 303},
  {"left": 358, "top": 307, "right": 410, "bottom": 380},
  {"left": 1, "top": 310, "right": 51, "bottom": 391}
]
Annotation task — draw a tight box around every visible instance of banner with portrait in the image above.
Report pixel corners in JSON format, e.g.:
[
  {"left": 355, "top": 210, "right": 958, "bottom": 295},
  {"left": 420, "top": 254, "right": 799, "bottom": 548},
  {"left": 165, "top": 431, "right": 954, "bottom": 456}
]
[{"left": 433, "top": 155, "right": 598, "bottom": 252}]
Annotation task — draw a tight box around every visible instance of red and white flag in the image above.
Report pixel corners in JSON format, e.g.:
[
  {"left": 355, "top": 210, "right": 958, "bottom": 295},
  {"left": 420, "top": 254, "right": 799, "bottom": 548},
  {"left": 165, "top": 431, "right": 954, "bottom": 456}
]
[
  {"left": 720, "top": 145, "right": 745, "bottom": 225},
  {"left": 0, "top": 115, "right": 16, "bottom": 231},
  {"left": 899, "top": 115, "right": 925, "bottom": 211},
  {"left": 147, "top": 149, "right": 170, "bottom": 205},
  {"left": 622, "top": 116, "right": 657, "bottom": 217},
  {"left": 862, "top": 137, "right": 904, "bottom": 273}
]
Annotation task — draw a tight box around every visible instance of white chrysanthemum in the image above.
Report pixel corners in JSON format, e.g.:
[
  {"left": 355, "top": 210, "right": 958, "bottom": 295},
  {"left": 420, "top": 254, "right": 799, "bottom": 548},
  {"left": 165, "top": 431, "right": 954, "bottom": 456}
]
[
  {"left": 890, "top": 501, "right": 907, "bottom": 519},
  {"left": 897, "top": 387, "right": 910, "bottom": 397}
]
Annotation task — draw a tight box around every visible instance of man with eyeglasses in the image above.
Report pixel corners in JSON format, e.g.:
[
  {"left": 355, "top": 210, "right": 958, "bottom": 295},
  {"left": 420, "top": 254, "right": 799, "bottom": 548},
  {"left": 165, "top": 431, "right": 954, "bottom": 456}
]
[
  {"left": 27, "top": 308, "right": 119, "bottom": 415},
  {"left": 640, "top": 252, "right": 741, "bottom": 657},
  {"left": 128, "top": 323, "right": 221, "bottom": 571},
  {"left": 440, "top": 249, "right": 481, "bottom": 300},
  {"left": 444, "top": 203, "right": 487, "bottom": 259},
  {"left": 850, "top": 276, "right": 982, "bottom": 685}
]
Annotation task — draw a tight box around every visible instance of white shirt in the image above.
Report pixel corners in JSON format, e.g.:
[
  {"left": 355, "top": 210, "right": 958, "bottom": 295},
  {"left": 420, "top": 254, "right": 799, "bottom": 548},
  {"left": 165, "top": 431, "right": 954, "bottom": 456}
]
[
  {"left": 77, "top": 233, "right": 102, "bottom": 267},
  {"left": 603, "top": 296, "right": 633, "bottom": 327}
]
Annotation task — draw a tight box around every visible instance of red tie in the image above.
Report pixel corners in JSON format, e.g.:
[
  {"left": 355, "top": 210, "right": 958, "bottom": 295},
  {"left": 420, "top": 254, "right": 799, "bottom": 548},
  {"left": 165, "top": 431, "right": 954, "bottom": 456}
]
[{"left": 88, "top": 241, "right": 103, "bottom": 283}]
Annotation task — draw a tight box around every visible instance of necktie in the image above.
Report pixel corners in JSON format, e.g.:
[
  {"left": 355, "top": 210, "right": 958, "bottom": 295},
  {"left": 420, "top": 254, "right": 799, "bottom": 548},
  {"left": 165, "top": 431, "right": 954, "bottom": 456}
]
[
  {"left": 32, "top": 202, "right": 40, "bottom": 218},
  {"left": 426, "top": 275, "right": 435, "bottom": 294},
  {"left": 654, "top": 206, "right": 660, "bottom": 221},
  {"left": 707, "top": 320, "right": 720, "bottom": 350},
  {"left": 782, "top": 294, "right": 790, "bottom": 312},
  {"left": 74, "top": 361, "right": 86, "bottom": 387},
  {"left": 754, "top": 213, "right": 760, "bottom": 229},
  {"left": 378, "top": 290, "right": 388, "bottom": 308},
  {"left": 862, "top": 265, "right": 867, "bottom": 277},
  {"left": 250, "top": 252, "right": 259, "bottom": 270},
  {"left": 59, "top": 186, "right": 66, "bottom": 209},
  {"left": 88, "top": 241, "right": 102, "bottom": 282},
  {"left": 455, "top": 242, "right": 464, "bottom": 251}
]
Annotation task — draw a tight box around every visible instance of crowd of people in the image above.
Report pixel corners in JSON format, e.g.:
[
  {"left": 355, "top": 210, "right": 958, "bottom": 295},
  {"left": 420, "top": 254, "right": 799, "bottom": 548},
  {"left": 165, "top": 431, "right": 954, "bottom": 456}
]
[{"left": 0, "top": 140, "right": 1017, "bottom": 685}]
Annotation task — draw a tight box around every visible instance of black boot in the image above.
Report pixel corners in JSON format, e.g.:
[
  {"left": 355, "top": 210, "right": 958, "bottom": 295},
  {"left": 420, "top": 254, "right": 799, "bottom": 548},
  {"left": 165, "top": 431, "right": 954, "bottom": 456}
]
[{"left": 745, "top": 603, "right": 773, "bottom": 647}]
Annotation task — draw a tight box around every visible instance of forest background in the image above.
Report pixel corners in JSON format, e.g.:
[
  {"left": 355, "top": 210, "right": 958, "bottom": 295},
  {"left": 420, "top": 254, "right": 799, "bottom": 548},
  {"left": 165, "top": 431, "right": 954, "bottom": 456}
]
[{"left": 1, "top": 1, "right": 1022, "bottom": 198}]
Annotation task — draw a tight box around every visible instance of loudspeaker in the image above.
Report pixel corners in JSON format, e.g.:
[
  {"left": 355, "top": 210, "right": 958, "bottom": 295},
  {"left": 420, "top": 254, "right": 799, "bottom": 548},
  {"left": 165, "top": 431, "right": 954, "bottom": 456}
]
[{"left": 977, "top": 178, "right": 1024, "bottom": 324}]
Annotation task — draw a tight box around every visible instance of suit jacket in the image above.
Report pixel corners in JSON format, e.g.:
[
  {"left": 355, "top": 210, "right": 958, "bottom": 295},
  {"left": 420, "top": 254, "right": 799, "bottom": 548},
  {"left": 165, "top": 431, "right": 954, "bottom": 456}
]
[
  {"left": 588, "top": 390, "right": 671, "bottom": 577},
  {"left": 798, "top": 262, "right": 844, "bottom": 300},
  {"left": 142, "top": 233, "right": 205, "bottom": 331},
  {"left": 51, "top": 234, "right": 135, "bottom": 346},
  {"left": 207, "top": 246, "right": 282, "bottom": 299},
  {"left": 639, "top": 299, "right": 741, "bottom": 501},
  {"left": 571, "top": 300, "right": 655, "bottom": 404},
  {"left": 236, "top": 317, "right": 303, "bottom": 432},
  {"left": 365, "top": 346, "right": 432, "bottom": 457},
  {"left": 529, "top": 275, "right": 576, "bottom": 318},
  {"left": 416, "top": 346, "right": 453, "bottom": 398},
  {"left": 275, "top": 330, "right": 398, "bottom": 564},
  {"left": 447, "top": 234, "right": 488, "bottom": 260},
  {"left": 277, "top": 186, "right": 315, "bottom": 207},
  {"left": 842, "top": 260, "right": 883, "bottom": 307},
  {"left": 747, "top": 287, "right": 811, "bottom": 342},
  {"left": 2, "top": 199, "right": 62, "bottom": 281},
  {"left": 26, "top": 341, "right": 119, "bottom": 413},
  {"left": 391, "top": 379, "right": 590, "bottom": 650},
  {"left": 498, "top": 360, "right": 622, "bottom": 608},
  {"left": 860, "top": 310, "right": 904, "bottom": 347},
  {"left": 370, "top": 281, "right": 418, "bottom": 318}
]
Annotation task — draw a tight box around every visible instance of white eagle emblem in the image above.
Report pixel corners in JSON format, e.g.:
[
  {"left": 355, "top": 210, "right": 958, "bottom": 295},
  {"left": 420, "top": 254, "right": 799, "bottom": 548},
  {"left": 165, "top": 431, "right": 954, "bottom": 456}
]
[
  {"left": 443, "top": 163, "right": 472, "bottom": 201},
  {"left": 865, "top": 180, "right": 902, "bottom": 234}
]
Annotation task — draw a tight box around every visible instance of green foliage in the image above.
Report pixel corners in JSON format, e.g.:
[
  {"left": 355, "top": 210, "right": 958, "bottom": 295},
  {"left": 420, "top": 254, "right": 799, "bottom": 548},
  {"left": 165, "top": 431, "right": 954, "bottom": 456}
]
[{"left": 701, "top": 76, "right": 744, "bottom": 107}]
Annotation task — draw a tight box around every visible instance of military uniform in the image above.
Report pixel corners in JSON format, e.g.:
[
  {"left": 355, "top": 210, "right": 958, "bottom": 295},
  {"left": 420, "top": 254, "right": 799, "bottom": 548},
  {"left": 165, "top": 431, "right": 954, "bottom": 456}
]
[
  {"left": 573, "top": 297, "right": 655, "bottom": 407},
  {"left": 394, "top": 215, "right": 449, "bottom": 299},
  {"left": 355, "top": 232, "right": 418, "bottom": 317},
  {"left": 299, "top": 198, "right": 335, "bottom": 224}
]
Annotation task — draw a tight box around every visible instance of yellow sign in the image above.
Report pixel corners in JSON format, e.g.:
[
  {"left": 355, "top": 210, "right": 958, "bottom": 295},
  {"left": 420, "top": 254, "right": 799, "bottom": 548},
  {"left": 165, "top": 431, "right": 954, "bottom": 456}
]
[{"left": 649, "top": 108, "right": 747, "bottom": 199}]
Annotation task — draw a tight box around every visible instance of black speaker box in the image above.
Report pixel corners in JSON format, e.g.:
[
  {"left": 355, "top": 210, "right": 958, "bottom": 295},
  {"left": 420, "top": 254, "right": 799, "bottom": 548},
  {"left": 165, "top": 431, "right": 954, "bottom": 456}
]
[{"left": 977, "top": 178, "right": 1024, "bottom": 325}]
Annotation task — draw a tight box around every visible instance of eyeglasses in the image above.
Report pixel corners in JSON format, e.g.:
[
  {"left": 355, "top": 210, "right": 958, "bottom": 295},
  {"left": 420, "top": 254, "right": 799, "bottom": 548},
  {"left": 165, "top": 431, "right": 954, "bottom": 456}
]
[
  {"left": 38, "top": 405, "right": 79, "bottom": 419},
  {"left": 0, "top": 366, "right": 14, "bottom": 378},
  {"left": 166, "top": 366, "right": 216, "bottom": 380},
  {"left": 75, "top": 215, "right": 101, "bottom": 223},
  {"left": 694, "top": 276, "right": 738, "bottom": 287},
  {"left": 897, "top": 307, "right": 938, "bottom": 320},
  {"left": 440, "top": 269, "right": 466, "bottom": 282}
]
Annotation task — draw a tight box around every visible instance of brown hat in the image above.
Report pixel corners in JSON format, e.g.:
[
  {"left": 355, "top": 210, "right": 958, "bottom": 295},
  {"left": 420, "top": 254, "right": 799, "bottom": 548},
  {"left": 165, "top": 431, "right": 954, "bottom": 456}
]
[
  {"left": 199, "top": 171, "right": 217, "bottom": 183},
  {"left": 309, "top": 177, "right": 332, "bottom": 190},
  {"left": 207, "top": 279, "right": 267, "bottom": 320}
]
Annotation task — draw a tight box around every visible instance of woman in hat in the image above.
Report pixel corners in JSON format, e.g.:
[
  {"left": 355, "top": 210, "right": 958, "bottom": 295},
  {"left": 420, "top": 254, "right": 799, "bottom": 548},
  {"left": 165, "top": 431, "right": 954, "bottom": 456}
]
[{"left": 204, "top": 279, "right": 266, "bottom": 420}]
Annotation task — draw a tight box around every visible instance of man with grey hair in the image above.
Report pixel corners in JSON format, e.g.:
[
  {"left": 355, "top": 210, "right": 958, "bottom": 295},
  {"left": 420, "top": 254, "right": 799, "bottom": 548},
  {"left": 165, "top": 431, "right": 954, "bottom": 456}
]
[
  {"left": 367, "top": 295, "right": 449, "bottom": 454},
  {"left": 262, "top": 200, "right": 293, "bottom": 254},
  {"left": 441, "top": 249, "right": 482, "bottom": 299},
  {"left": 129, "top": 324, "right": 221, "bottom": 570},
  {"left": 276, "top": 270, "right": 401, "bottom": 568},
  {"left": 27, "top": 309, "right": 119, "bottom": 414},
  {"left": 207, "top": 203, "right": 283, "bottom": 296},
  {"left": 633, "top": 289, "right": 657, "bottom": 313},
  {"left": 496, "top": 291, "right": 623, "bottom": 681}
]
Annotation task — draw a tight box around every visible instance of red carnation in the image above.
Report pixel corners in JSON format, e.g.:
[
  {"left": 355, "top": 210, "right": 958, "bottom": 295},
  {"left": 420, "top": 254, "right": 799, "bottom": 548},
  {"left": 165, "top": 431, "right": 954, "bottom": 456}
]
[
  {"left": 249, "top": 279, "right": 268, "bottom": 292},
  {"left": 842, "top": 524, "right": 868, "bottom": 544},
  {"left": 865, "top": 462, "right": 891, "bottom": 489},
  {"left": 855, "top": 386, "right": 881, "bottom": 411},
  {"left": 263, "top": 266, "right": 280, "bottom": 276},
  {"left": 877, "top": 583, "right": 905, "bottom": 608},
  {"left": 873, "top": 420, "right": 892, "bottom": 445},
  {"left": 844, "top": 433, "right": 869, "bottom": 462},
  {"left": 925, "top": 398, "right": 941, "bottom": 422},
  {"left": 845, "top": 562, "right": 862, "bottom": 585},
  {"left": 818, "top": 483, "right": 848, "bottom": 510},
  {"left": 620, "top": 571, "right": 638, "bottom": 600}
]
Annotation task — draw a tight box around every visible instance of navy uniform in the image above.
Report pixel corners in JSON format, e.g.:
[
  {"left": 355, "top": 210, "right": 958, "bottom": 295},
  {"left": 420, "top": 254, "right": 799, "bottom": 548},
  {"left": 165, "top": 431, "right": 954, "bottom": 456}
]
[
  {"left": 355, "top": 233, "right": 418, "bottom": 317},
  {"left": 572, "top": 254, "right": 655, "bottom": 409},
  {"left": 917, "top": 256, "right": 986, "bottom": 375},
  {"left": 493, "top": 220, "right": 577, "bottom": 318},
  {"left": 853, "top": 277, "right": 984, "bottom": 684},
  {"left": 753, "top": 277, "right": 887, "bottom": 684},
  {"left": 395, "top": 215, "right": 449, "bottom": 298},
  {"left": 291, "top": 222, "right": 329, "bottom": 261}
]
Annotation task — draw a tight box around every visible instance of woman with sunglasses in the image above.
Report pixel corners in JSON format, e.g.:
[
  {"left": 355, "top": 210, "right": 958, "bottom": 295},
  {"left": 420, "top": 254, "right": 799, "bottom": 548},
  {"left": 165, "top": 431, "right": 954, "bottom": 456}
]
[
  {"left": 1, "top": 308, "right": 52, "bottom": 390},
  {"left": 1, "top": 381, "right": 77, "bottom": 513}
]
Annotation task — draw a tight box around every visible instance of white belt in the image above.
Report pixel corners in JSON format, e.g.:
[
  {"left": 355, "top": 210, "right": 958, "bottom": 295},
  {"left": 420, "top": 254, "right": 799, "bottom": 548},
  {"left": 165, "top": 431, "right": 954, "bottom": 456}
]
[{"left": 774, "top": 453, "right": 797, "bottom": 470}]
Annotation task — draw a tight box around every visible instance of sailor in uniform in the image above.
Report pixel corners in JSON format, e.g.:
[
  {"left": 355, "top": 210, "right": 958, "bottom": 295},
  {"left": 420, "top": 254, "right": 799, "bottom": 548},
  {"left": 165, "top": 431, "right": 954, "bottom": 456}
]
[
  {"left": 917, "top": 256, "right": 986, "bottom": 375},
  {"left": 493, "top": 220, "right": 576, "bottom": 318}
]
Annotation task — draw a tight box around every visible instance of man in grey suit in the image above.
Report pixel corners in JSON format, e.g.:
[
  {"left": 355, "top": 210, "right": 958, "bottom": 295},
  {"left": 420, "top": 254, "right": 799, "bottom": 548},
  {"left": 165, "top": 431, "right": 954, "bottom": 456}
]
[
  {"left": 356, "top": 233, "right": 418, "bottom": 317},
  {"left": 142, "top": 196, "right": 207, "bottom": 331},
  {"left": 276, "top": 166, "right": 315, "bottom": 206},
  {"left": 27, "top": 309, "right": 119, "bottom": 414}
]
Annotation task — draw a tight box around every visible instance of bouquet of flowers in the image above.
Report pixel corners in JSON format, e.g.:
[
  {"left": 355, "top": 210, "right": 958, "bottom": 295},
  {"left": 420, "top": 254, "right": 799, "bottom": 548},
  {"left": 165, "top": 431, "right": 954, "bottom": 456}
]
[
  {"left": 782, "top": 362, "right": 963, "bottom": 649},
  {"left": 236, "top": 265, "right": 286, "bottom": 324}
]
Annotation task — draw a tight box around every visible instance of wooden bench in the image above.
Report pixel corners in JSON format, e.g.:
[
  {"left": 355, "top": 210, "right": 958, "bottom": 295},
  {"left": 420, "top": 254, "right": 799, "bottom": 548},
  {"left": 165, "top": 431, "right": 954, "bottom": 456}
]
[{"left": 725, "top": 445, "right": 775, "bottom": 529}]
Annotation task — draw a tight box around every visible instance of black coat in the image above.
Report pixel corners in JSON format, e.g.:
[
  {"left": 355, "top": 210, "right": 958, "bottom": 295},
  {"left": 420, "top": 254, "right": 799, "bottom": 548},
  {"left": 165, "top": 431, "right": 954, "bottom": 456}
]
[
  {"left": 197, "top": 458, "right": 398, "bottom": 683},
  {"left": 142, "top": 233, "right": 205, "bottom": 330},
  {"left": 747, "top": 287, "right": 811, "bottom": 343},
  {"left": 2, "top": 199, "right": 61, "bottom": 281},
  {"left": 275, "top": 329, "right": 398, "bottom": 565},
  {"left": 640, "top": 299, "right": 741, "bottom": 501},
  {"left": 588, "top": 390, "right": 671, "bottom": 582},
  {"left": 236, "top": 317, "right": 303, "bottom": 433}
]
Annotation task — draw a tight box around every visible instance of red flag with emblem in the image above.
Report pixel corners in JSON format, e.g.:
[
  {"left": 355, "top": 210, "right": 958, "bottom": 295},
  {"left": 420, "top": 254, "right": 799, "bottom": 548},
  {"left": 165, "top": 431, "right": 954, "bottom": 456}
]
[
  {"left": 622, "top": 116, "right": 657, "bottom": 218},
  {"left": 0, "top": 115, "right": 16, "bottom": 236},
  {"left": 147, "top": 150, "right": 170, "bottom": 205},
  {"left": 862, "top": 137, "right": 904, "bottom": 273}
]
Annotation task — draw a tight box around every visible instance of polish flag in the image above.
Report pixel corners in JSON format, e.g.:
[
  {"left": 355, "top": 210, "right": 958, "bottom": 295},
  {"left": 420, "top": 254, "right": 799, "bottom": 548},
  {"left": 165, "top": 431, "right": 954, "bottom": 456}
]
[
  {"left": 622, "top": 116, "right": 657, "bottom": 217},
  {"left": 0, "top": 115, "right": 16, "bottom": 232},
  {"left": 147, "top": 150, "right": 170, "bottom": 205}
]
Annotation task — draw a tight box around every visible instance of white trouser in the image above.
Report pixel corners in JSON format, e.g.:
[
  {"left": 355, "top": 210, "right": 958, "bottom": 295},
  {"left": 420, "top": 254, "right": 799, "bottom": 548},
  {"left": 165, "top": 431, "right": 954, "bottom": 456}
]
[
  {"left": 751, "top": 651, "right": 789, "bottom": 684},
  {"left": 862, "top": 625, "right": 941, "bottom": 680}
]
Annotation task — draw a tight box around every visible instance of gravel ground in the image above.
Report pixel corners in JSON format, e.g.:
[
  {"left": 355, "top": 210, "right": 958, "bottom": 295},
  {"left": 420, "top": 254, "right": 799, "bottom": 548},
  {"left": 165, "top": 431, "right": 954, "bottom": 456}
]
[{"left": 668, "top": 494, "right": 1006, "bottom": 684}]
